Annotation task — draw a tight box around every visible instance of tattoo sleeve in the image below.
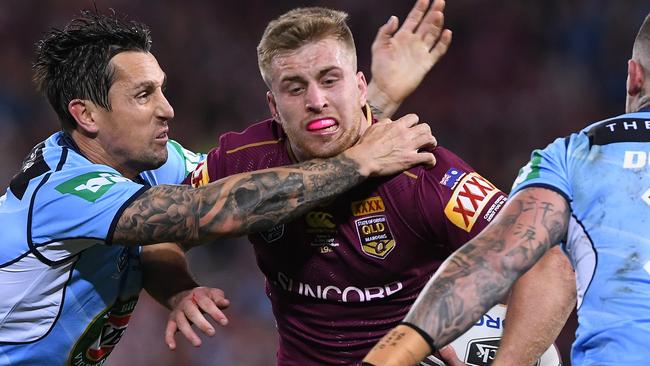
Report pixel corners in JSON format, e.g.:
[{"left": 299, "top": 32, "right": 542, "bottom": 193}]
[
  {"left": 403, "top": 187, "right": 570, "bottom": 348},
  {"left": 113, "top": 154, "right": 363, "bottom": 247}
]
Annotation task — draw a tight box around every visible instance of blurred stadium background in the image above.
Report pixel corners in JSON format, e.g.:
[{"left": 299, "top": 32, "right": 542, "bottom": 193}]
[{"left": 1, "top": 1, "right": 647, "bottom": 364}]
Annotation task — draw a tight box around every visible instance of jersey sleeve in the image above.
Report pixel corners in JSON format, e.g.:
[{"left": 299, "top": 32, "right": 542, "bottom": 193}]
[
  {"left": 510, "top": 136, "right": 573, "bottom": 202},
  {"left": 417, "top": 147, "right": 508, "bottom": 251},
  {"left": 141, "top": 139, "right": 206, "bottom": 185},
  {"left": 30, "top": 166, "right": 148, "bottom": 261}
]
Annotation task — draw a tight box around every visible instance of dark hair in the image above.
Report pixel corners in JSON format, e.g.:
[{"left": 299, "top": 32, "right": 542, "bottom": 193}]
[{"left": 33, "top": 10, "right": 152, "bottom": 131}]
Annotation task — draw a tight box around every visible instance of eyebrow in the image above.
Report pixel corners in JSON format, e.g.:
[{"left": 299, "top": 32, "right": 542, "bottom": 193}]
[
  {"left": 132, "top": 74, "right": 168, "bottom": 91},
  {"left": 279, "top": 66, "right": 341, "bottom": 84}
]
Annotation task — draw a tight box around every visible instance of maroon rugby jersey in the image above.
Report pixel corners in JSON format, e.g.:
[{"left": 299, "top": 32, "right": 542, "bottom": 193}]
[{"left": 185, "top": 115, "right": 507, "bottom": 365}]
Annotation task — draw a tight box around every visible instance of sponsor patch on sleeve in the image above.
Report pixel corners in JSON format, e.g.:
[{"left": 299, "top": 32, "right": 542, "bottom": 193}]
[
  {"left": 440, "top": 168, "right": 466, "bottom": 190},
  {"left": 189, "top": 161, "right": 210, "bottom": 188},
  {"left": 444, "top": 172, "right": 500, "bottom": 232}
]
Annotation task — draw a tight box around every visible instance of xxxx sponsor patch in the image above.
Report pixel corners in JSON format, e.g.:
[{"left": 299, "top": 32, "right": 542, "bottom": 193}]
[
  {"left": 189, "top": 161, "right": 211, "bottom": 188},
  {"left": 351, "top": 196, "right": 385, "bottom": 216},
  {"left": 444, "top": 172, "right": 500, "bottom": 232}
]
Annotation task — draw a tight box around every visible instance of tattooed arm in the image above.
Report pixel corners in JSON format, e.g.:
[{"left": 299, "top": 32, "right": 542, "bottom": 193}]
[
  {"left": 366, "top": 0, "right": 452, "bottom": 118},
  {"left": 362, "top": 187, "right": 571, "bottom": 366},
  {"left": 113, "top": 113, "right": 436, "bottom": 247}
]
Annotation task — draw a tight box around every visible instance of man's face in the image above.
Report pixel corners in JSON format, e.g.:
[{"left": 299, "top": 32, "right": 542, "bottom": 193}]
[
  {"left": 266, "top": 37, "right": 367, "bottom": 161},
  {"left": 92, "top": 51, "right": 173, "bottom": 176}
]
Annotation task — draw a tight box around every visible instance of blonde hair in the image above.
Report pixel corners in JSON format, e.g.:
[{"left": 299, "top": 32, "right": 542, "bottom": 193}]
[{"left": 257, "top": 7, "right": 356, "bottom": 86}]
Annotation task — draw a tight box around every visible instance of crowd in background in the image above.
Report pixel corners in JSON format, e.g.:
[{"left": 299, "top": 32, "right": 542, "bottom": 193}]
[{"left": 1, "top": 1, "right": 647, "bottom": 364}]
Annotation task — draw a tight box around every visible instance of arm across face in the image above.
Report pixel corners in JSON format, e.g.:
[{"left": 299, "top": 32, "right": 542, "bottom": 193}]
[
  {"left": 113, "top": 113, "right": 436, "bottom": 247},
  {"left": 363, "top": 186, "right": 570, "bottom": 365}
]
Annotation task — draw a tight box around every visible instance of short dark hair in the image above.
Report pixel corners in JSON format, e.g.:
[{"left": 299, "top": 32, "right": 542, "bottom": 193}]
[{"left": 33, "top": 10, "right": 152, "bottom": 131}]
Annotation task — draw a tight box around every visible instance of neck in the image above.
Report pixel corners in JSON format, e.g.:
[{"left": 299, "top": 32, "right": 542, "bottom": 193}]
[{"left": 70, "top": 130, "right": 139, "bottom": 179}]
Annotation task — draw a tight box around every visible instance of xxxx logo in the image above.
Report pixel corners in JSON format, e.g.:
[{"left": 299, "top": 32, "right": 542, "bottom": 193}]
[
  {"left": 444, "top": 173, "right": 501, "bottom": 232},
  {"left": 351, "top": 196, "right": 385, "bottom": 216},
  {"left": 189, "top": 161, "right": 210, "bottom": 188}
]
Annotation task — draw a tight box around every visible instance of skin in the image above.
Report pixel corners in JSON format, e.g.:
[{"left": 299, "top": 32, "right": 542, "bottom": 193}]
[{"left": 267, "top": 37, "right": 369, "bottom": 161}]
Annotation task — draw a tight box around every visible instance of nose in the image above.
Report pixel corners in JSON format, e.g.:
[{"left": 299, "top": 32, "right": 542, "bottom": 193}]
[
  {"left": 157, "top": 91, "right": 175, "bottom": 120},
  {"left": 304, "top": 84, "right": 328, "bottom": 113}
]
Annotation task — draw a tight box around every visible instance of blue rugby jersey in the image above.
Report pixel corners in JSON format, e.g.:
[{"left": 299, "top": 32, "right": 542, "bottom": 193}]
[
  {"left": 0, "top": 132, "right": 202, "bottom": 366},
  {"left": 511, "top": 109, "right": 650, "bottom": 365}
]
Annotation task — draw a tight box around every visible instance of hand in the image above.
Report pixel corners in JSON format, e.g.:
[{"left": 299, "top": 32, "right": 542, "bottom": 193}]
[
  {"left": 437, "top": 346, "right": 467, "bottom": 366},
  {"left": 165, "top": 286, "right": 230, "bottom": 349},
  {"left": 346, "top": 113, "right": 437, "bottom": 177},
  {"left": 367, "top": 0, "right": 452, "bottom": 118}
]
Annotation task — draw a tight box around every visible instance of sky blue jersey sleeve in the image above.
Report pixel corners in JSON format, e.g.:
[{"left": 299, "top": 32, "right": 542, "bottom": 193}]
[
  {"left": 140, "top": 140, "right": 206, "bottom": 185},
  {"left": 510, "top": 135, "right": 576, "bottom": 202},
  {"left": 30, "top": 165, "right": 148, "bottom": 261}
]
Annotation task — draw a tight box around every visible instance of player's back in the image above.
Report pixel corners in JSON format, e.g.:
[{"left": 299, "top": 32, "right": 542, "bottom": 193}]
[{"left": 514, "top": 109, "right": 650, "bottom": 365}]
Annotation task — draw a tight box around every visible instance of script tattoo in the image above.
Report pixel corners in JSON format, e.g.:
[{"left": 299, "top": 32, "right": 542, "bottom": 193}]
[
  {"left": 113, "top": 154, "right": 362, "bottom": 246},
  {"left": 404, "top": 188, "right": 570, "bottom": 348}
]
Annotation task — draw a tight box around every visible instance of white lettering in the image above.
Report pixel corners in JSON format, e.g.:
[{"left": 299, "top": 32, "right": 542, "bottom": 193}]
[
  {"left": 364, "top": 286, "right": 385, "bottom": 301},
  {"left": 624, "top": 121, "right": 638, "bottom": 130},
  {"left": 606, "top": 123, "right": 617, "bottom": 132},
  {"left": 384, "top": 281, "right": 403, "bottom": 296},
  {"left": 623, "top": 151, "right": 647, "bottom": 168},
  {"left": 322, "top": 285, "right": 342, "bottom": 299},
  {"left": 342, "top": 287, "right": 365, "bottom": 302}
]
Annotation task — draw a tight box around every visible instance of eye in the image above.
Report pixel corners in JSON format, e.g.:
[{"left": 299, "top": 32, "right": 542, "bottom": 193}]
[
  {"left": 289, "top": 86, "right": 305, "bottom": 96},
  {"left": 136, "top": 91, "right": 150, "bottom": 103},
  {"left": 322, "top": 77, "right": 338, "bottom": 87}
]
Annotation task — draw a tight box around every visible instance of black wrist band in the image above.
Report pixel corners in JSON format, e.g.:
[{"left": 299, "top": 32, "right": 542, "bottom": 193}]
[{"left": 399, "top": 321, "right": 436, "bottom": 352}]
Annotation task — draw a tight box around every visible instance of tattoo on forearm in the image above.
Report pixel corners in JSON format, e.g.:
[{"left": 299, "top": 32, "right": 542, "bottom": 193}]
[
  {"left": 369, "top": 103, "right": 384, "bottom": 119},
  {"left": 113, "top": 154, "right": 362, "bottom": 246},
  {"left": 404, "top": 189, "right": 570, "bottom": 348}
]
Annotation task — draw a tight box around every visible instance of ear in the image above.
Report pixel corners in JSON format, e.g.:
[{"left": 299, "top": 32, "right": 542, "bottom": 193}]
[
  {"left": 266, "top": 91, "right": 280, "bottom": 122},
  {"left": 627, "top": 59, "right": 645, "bottom": 96},
  {"left": 68, "top": 99, "right": 99, "bottom": 134},
  {"left": 356, "top": 71, "right": 368, "bottom": 109}
]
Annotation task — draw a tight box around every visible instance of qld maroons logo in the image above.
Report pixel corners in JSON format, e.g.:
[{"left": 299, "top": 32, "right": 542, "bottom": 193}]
[{"left": 69, "top": 297, "right": 138, "bottom": 365}]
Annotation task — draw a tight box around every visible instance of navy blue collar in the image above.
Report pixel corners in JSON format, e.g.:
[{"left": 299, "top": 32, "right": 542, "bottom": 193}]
[{"left": 638, "top": 105, "right": 650, "bottom": 113}]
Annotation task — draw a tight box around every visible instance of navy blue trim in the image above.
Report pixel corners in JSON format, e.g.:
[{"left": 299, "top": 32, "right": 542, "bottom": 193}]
[
  {"left": 31, "top": 237, "right": 102, "bottom": 265},
  {"left": 106, "top": 186, "right": 150, "bottom": 245},
  {"left": 56, "top": 148, "right": 68, "bottom": 171},
  {"left": 0, "top": 257, "right": 79, "bottom": 345},
  {"left": 26, "top": 172, "right": 57, "bottom": 266},
  {"left": 639, "top": 106, "right": 650, "bottom": 113},
  {"left": 0, "top": 250, "right": 33, "bottom": 268},
  {"left": 569, "top": 214, "right": 598, "bottom": 311},
  {"left": 513, "top": 183, "right": 572, "bottom": 203}
]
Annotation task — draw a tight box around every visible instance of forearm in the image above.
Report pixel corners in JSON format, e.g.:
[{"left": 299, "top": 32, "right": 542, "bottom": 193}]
[
  {"left": 114, "top": 151, "right": 365, "bottom": 246},
  {"left": 141, "top": 243, "right": 198, "bottom": 309},
  {"left": 494, "top": 246, "right": 576, "bottom": 366}
]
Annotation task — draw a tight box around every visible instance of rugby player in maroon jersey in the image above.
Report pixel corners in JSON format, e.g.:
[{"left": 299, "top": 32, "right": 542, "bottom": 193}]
[{"left": 180, "top": 1, "right": 575, "bottom": 365}]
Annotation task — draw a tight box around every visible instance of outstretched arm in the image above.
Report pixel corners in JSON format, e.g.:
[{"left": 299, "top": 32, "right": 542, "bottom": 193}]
[
  {"left": 113, "top": 114, "right": 436, "bottom": 247},
  {"left": 367, "top": 0, "right": 452, "bottom": 118},
  {"left": 362, "top": 187, "right": 570, "bottom": 365},
  {"left": 493, "top": 246, "right": 575, "bottom": 365}
]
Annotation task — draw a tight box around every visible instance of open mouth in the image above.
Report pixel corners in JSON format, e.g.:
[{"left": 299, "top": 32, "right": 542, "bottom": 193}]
[
  {"left": 306, "top": 118, "right": 338, "bottom": 133},
  {"left": 155, "top": 131, "right": 169, "bottom": 141}
]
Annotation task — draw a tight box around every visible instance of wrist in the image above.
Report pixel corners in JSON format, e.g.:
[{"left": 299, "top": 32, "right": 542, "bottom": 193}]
[
  {"left": 366, "top": 82, "right": 401, "bottom": 119},
  {"left": 362, "top": 324, "right": 433, "bottom": 366},
  {"left": 342, "top": 144, "right": 373, "bottom": 178}
]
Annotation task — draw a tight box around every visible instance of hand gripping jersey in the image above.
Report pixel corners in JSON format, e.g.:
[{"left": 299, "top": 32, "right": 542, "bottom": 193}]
[
  {"left": 0, "top": 132, "right": 202, "bottom": 366},
  {"left": 186, "top": 112, "right": 507, "bottom": 365},
  {"left": 511, "top": 109, "right": 650, "bottom": 366}
]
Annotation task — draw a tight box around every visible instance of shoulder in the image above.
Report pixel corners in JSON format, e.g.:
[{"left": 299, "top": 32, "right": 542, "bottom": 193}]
[{"left": 218, "top": 118, "right": 285, "bottom": 154}]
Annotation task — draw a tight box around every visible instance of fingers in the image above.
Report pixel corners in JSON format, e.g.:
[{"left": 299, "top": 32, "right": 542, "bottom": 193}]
[
  {"left": 429, "top": 29, "right": 452, "bottom": 63},
  {"left": 165, "top": 320, "right": 179, "bottom": 350},
  {"left": 374, "top": 15, "right": 399, "bottom": 48},
  {"left": 393, "top": 113, "right": 421, "bottom": 128},
  {"left": 402, "top": 0, "right": 431, "bottom": 33}
]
